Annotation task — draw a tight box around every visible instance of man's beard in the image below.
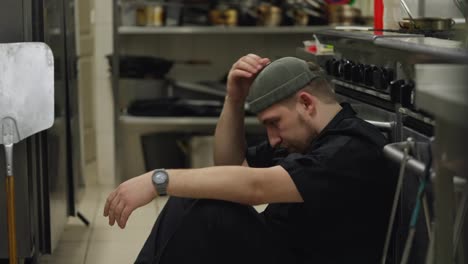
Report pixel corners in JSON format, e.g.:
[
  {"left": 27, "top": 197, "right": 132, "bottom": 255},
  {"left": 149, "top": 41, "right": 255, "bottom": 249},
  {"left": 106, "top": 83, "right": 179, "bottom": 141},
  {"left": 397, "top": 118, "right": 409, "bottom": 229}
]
[{"left": 287, "top": 113, "right": 316, "bottom": 153}]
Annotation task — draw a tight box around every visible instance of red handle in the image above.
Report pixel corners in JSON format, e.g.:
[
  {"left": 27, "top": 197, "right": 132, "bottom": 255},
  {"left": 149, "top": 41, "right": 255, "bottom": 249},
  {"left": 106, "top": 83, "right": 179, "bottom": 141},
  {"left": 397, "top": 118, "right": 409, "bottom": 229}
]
[{"left": 374, "top": 0, "right": 384, "bottom": 30}]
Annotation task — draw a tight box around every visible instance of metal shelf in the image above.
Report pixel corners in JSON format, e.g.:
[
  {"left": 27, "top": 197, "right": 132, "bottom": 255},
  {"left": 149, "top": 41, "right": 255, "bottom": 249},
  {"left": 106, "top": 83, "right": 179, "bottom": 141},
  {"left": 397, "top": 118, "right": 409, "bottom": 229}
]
[
  {"left": 313, "top": 29, "right": 467, "bottom": 64},
  {"left": 332, "top": 79, "right": 391, "bottom": 101},
  {"left": 119, "top": 115, "right": 260, "bottom": 126},
  {"left": 295, "top": 47, "right": 334, "bottom": 65},
  {"left": 374, "top": 37, "right": 468, "bottom": 63},
  {"left": 118, "top": 26, "right": 330, "bottom": 35},
  {"left": 313, "top": 28, "right": 423, "bottom": 42}
]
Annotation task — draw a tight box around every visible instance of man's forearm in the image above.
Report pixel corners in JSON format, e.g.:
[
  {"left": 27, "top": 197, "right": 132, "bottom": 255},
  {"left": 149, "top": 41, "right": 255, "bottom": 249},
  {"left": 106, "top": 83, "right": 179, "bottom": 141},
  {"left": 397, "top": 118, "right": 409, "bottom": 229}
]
[
  {"left": 213, "top": 96, "right": 247, "bottom": 165},
  {"left": 165, "top": 165, "right": 302, "bottom": 205},
  {"left": 167, "top": 166, "right": 259, "bottom": 205},
  {"left": 104, "top": 164, "right": 302, "bottom": 228}
]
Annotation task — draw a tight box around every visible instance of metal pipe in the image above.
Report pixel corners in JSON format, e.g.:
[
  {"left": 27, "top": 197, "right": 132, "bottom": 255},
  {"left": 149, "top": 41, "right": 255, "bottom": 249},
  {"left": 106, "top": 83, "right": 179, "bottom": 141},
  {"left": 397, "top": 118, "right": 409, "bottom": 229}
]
[
  {"left": 453, "top": 186, "right": 468, "bottom": 257},
  {"left": 381, "top": 141, "right": 410, "bottom": 264},
  {"left": 384, "top": 143, "right": 467, "bottom": 190},
  {"left": 454, "top": 177, "right": 467, "bottom": 193},
  {"left": 385, "top": 141, "right": 435, "bottom": 263},
  {"left": 365, "top": 120, "right": 395, "bottom": 132},
  {"left": 423, "top": 197, "right": 433, "bottom": 241},
  {"left": 425, "top": 228, "right": 435, "bottom": 264},
  {"left": 4, "top": 143, "right": 13, "bottom": 176},
  {"left": 401, "top": 229, "right": 416, "bottom": 264},
  {"left": 384, "top": 142, "right": 426, "bottom": 177},
  {"left": 400, "top": 0, "right": 415, "bottom": 20}
]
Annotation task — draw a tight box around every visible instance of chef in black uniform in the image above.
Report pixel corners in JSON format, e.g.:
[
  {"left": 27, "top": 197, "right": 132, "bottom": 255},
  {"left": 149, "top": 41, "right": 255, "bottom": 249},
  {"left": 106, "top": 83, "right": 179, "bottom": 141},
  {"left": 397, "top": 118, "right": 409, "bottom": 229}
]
[{"left": 104, "top": 54, "right": 395, "bottom": 264}]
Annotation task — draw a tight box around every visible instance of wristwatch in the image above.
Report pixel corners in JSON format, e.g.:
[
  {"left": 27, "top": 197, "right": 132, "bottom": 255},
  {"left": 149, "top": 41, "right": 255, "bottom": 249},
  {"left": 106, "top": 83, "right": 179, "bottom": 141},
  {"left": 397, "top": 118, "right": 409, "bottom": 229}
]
[{"left": 151, "top": 169, "right": 169, "bottom": 196}]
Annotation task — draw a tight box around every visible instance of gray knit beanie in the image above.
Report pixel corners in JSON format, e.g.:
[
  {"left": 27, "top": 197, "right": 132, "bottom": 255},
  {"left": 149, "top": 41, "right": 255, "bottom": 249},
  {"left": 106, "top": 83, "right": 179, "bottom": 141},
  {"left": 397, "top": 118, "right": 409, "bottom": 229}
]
[{"left": 247, "top": 57, "right": 325, "bottom": 114}]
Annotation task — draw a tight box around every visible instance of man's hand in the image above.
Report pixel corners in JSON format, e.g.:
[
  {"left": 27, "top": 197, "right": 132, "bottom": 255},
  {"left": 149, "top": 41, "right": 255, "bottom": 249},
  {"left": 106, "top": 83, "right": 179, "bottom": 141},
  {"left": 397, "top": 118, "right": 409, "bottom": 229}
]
[
  {"left": 227, "top": 54, "right": 270, "bottom": 103},
  {"left": 103, "top": 171, "right": 157, "bottom": 229}
]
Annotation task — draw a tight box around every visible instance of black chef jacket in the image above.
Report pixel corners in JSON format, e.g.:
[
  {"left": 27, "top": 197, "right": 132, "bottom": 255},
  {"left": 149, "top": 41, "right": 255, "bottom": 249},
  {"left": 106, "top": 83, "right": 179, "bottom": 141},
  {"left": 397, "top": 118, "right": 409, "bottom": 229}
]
[{"left": 246, "top": 103, "right": 395, "bottom": 264}]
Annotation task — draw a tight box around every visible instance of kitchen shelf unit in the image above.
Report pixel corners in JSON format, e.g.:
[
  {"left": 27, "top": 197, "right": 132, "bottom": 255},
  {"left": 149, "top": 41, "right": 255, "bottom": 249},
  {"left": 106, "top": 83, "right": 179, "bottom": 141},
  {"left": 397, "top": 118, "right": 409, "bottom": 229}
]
[{"left": 112, "top": 0, "right": 332, "bottom": 181}]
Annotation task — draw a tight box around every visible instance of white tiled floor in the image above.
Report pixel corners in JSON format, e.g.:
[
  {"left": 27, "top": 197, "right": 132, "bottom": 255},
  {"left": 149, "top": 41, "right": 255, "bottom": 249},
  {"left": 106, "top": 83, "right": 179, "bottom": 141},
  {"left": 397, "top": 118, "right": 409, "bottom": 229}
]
[
  {"left": 39, "top": 185, "right": 268, "bottom": 264},
  {"left": 39, "top": 185, "right": 169, "bottom": 264}
]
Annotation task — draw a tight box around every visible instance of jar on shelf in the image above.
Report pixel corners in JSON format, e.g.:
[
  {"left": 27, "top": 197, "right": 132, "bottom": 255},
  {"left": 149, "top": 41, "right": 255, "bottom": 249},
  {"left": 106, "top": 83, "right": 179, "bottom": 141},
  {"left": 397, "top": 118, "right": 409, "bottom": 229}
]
[
  {"left": 294, "top": 9, "right": 309, "bottom": 26},
  {"left": 135, "top": 3, "right": 164, "bottom": 27},
  {"left": 209, "top": 2, "right": 238, "bottom": 26},
  {"left": 224, "top": 9, "right": 238, "bottom": 26},
  {"left": 136, "top": 5, "right": 147, "bottom": 26},
  {"left": 257, "top": 4, "right": 282, "bottom": 27},
  {"left": 146, "top": 4, "right": 164, "bottom": 26},
  {"left": 120, "top": 2, "right": 137, "bottom": 26}
]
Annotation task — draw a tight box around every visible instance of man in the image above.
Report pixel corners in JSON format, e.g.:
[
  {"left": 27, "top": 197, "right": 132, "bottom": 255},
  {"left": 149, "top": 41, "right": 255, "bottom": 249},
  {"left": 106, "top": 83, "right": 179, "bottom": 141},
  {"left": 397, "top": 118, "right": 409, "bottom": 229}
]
[{"left": 104, "top": 54, "right": 395, "bottom": 264}]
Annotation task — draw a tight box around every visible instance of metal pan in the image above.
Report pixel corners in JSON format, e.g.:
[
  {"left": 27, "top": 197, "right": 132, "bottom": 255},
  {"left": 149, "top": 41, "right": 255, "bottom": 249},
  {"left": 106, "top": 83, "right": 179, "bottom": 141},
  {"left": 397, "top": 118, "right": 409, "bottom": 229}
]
[{"left": 399, "top": 17, "right": 456, "bottom": 31}]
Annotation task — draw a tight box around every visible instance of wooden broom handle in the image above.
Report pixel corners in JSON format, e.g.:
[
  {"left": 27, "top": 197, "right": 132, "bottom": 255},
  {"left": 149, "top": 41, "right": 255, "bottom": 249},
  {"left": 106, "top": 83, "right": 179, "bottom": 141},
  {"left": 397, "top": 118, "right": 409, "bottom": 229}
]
[{"left": 6, "top": 176, "right": 17, "bottom": 264}]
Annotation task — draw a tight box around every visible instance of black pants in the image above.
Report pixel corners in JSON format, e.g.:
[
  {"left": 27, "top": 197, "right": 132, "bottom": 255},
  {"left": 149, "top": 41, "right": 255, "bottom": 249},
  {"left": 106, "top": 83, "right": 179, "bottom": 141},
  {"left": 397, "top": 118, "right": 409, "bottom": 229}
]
[{"left": 134, "top": 197, "right": 283, "bottom": 264}]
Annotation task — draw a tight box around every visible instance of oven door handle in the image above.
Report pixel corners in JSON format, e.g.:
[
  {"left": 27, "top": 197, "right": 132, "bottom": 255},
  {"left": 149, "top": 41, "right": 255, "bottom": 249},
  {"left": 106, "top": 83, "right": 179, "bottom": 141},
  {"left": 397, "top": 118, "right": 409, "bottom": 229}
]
[
  {"left": 365, "top": 120, "right": 395, "bottom": 132},
  {"left": 381, "top": 140, "right": 431, "bottom": 264},
  {"left": 384, "top": 142, "right": 426, "bottom": 177},
  {"left": 384, "top": 142, "right": 466, "bottom": 190}
]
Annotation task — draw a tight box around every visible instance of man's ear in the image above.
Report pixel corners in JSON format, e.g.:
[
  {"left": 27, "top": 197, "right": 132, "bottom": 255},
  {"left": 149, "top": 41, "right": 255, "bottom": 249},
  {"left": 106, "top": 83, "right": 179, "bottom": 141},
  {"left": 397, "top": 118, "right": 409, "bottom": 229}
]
[{"left": 297, "top": 92, "right": 316, "bottom": 114}]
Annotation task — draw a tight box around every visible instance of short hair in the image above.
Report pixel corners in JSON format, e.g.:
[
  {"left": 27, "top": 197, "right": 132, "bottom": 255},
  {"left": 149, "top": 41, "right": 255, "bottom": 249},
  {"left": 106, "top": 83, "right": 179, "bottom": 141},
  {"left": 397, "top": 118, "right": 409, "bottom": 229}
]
[
  {"left": 301, "top": 77, "right": 337, "bottom": 104},
  {"left": 301, "top": 62, "right": 336, "bottom": 104}
]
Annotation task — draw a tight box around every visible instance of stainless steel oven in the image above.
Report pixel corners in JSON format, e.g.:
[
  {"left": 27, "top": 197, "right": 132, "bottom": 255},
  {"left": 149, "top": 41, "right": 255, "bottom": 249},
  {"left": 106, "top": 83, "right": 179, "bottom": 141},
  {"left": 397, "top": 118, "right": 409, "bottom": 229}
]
[{"left": 302, "top": 28, "right": 468, "bottom": 263}]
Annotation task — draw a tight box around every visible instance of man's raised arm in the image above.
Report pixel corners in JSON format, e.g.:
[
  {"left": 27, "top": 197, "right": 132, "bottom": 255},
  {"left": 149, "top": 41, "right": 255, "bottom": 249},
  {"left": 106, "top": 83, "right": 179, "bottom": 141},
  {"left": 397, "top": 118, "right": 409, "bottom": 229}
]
[{"left": 213, "top": 54, "right": 270, "bottom": 166}]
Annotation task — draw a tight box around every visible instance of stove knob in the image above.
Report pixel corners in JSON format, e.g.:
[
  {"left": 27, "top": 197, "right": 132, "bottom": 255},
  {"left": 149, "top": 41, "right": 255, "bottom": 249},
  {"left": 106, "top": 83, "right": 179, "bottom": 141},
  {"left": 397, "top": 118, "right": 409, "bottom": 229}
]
[
  {"left": 325, "top": 59, "right": 336, "bottom": 75},
  {"left": 390, "top": 79, "right": 405, "bottom": 103},
  {"left": 372, "top": 68, "right": 382, "bottom": 89},
  {"left": 385, "top": 68, "right": 395, "bottom": 83},
  {"left": 401, "top": 81, "right": 415, "bottom": 108},
  {"left": 343, "top": 60, "right": 354, "bottom": 81},
  {"left": 351, "top": 63, "right": 364, "bottom": 83},
  {"left": 373, "top": 67, "right": 390, "bottom": 90},
  {"left": 333, "top": 59, "right": 349, "bottom": 78},
  {"left": 364, "top": 65, "right": 376, "bottom": 86},
  {"left": 374, "top": 67, "right": 395, "bottom": 90},
  {"left": 332, "top": 60, "right": 342, "bottom": 77}
]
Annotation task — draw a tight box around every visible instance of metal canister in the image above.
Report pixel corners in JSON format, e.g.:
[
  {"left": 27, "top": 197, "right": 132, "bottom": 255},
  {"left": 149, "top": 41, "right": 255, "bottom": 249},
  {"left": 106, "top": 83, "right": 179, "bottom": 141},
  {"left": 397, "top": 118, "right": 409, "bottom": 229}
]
[
  {"left": 294, "top": 9, "right": 309, "bottom": 26},
  {"left": 224, "top": 9, "right": 238, "bottom": 26},
  {"left": 209, "top": 9, "right": 224, "bottom": 25},
  {"left": 258, "top": 5, "right": 282, "bottom": 26},
  {"left": 146, "top": 5, "right": 164, "bottom": 27},
  {"left": 136, "top": 6, "right": 147, "bottom": 26}
]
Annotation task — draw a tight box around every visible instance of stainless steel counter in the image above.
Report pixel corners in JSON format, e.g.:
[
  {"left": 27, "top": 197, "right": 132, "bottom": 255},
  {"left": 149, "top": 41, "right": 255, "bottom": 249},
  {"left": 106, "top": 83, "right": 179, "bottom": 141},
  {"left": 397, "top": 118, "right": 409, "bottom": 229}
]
[{"left": 313, "top": 29, "right": 468, "bottom": 64}]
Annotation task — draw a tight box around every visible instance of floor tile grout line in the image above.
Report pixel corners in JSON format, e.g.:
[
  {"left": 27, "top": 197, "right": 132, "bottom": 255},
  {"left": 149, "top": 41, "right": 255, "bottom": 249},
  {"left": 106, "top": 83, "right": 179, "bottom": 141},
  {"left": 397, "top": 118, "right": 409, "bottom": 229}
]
[
  {"left": 82, "top": 184, "right": 109, "bottom": 264},
  {"left": 78, "top": 185, "right": 161, "bottom": 263}
]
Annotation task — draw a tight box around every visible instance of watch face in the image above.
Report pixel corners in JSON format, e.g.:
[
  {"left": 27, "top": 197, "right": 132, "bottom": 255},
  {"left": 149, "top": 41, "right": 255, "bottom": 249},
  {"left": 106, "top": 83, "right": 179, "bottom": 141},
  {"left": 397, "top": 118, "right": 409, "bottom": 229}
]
[{"left": 154, "top": 171, "right": 168, "bottom": 184}]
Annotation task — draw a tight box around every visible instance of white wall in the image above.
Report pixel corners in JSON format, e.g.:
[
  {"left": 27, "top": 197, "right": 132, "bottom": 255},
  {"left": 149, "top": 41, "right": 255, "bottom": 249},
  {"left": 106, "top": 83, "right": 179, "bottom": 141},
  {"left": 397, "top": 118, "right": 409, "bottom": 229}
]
[
  {"left": 410, "top": 0, "right": 463, "bottom": 18},
  {"left": 93, "top": 0, "right": 115, "bottom": 185}
]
